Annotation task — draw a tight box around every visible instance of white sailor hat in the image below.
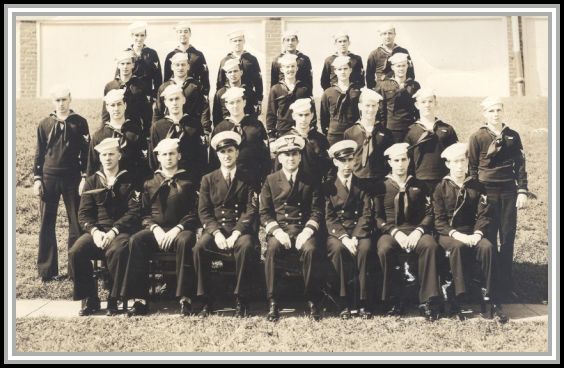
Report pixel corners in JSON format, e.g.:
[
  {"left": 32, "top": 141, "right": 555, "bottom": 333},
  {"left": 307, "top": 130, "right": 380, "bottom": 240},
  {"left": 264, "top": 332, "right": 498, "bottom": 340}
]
[
  {"left": 384, "top": 142, "right": 410, "bottom": 158},
  {"left": 128, "top": 21, "right": 147, "bottom": 34},
  {"left": 413, "top": 88, "right": 436, "bottom": 101},
  {"left": 359, "top": 88, "right": 383, "bottom": 103},
  {"left": 289, "top": 98, "right": 313, "bottom": 113},
  {"left": 271, "top": 134, "right": 306, "bottom": 154},
  {"left": 480, "top": 96, "right": 503, "bottom": 110},
  {"left": 50, "top": 84, "right": 71, "bottom": 99},
  {"left": 103, "top": 89, "right": 126, "bottom": 104},
  {"left": 211, "top": 131, "right": 242, "bottom": 151},
  {"left": 227, "top": 29, "right": 245, "bottom": 40},
  {"left": 170, "top": 52, "right": 189, "bottom": 64},
  {"left": 378, "top": 23, "right": 396, "bottom": 33},
  {"left": 222, "top": 58, "right": 241, "bottom": 72},
  {"left": 153, "top": 138, "right": 180, "bottom": 153},
  {"left": 115, "top": 50, "right": 135, "bottom": 64},
  {"left": 281, "top": 30, "right": 299, "bottom": 40},
  {"left": 94, "top": 137, "right": 121, "bottom": 153},
  {"left": 441, "top": 142, "right": 468, "bottom": 161},
  {"left": 332, "top": 55, "right": 351, "bottom": 68},
  {"left": 221, "top": 87, "right": 246, "bottom": 101},
  {"left": 278, "top": 53, "right": 298, "bottom": 66},
  {"left": 388, "top": 53, "right": 409, "bottom": 65},
  {"left": 332, "top": 30, "right": 350, "bottom": 40},
  {"left": 328, "top": 140, "right": 358, "bottom": 160},
  {"left": 160, "top": 84, "right": 184, "bottom": 99},
  {"left": 174, "top": 21, "right": 192, "bottom": 32}
]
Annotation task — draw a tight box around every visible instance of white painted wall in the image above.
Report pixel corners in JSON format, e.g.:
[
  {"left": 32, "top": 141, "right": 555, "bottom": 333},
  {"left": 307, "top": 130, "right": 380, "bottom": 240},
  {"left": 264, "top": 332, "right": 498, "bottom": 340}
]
[{"left": 522, "top": 16, "right": 549, "bottom": 96}]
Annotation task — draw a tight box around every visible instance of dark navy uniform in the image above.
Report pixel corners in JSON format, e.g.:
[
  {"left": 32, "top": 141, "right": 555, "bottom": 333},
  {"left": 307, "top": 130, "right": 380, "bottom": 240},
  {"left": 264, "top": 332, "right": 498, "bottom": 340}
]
[
  {"left": 321, "top": 53, "right": 365, "bottom": 90},
  {"left": 266, "top": 81, "right": 313, "bottom": 139},
  {"left": 433, "top": 176, "right": 495, "bottom": 298},
  {"left": 121, "top": 169, "right": 199, "bottom": 300},
  {"left": 217, "top": 53, "right": 263, "bottom": 106},
  {"left": 34, "top": 111, "right": 90, "bottom": 278},
  {"left": 376, "top": 77, "right": 420, "bottom": 143},
  {"left": 320, "top": 83, "right": 362, "bottom": 145},
  {"left": 193, "top": 168, "right": 259, "bottom": 301},
  {"left": 375, "top": 175, "right": 440, "bottom": 304},
  {"left": 270, "top": 51, "right": 313, "bottom": 90},
  {"left": 115, "top": 45, "right": 163, "bottom": 101},
  {"left": 212, "top": 84, "right": 258, "bottom": 127},
  {"left": 366, "top": 45, "right": 415, "bottom": 90},
  {"left": 163, "top": 46, "right": 210, "bottom": 96},
  {"left": 69, "top": 170, "right": 140, "bottom": 301}
]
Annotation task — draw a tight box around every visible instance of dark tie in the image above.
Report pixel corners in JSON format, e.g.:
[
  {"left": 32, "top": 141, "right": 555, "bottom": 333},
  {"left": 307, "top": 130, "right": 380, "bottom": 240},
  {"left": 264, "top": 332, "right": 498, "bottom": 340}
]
[
  {"left": 343, "top": 178, "right": 349, "bottom": 193},
  {"left": 288, "top": 175, "right": 294, "bottom": 188},
  {"left": 395, "top": 189, "right": 407, "bottom": 225},
  {"left": 226, "top": 172, "right": 232, "bottom": 188}
]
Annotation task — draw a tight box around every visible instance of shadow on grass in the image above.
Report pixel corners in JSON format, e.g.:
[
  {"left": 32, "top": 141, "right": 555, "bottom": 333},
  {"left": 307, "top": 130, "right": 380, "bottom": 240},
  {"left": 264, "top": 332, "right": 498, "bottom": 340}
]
[{"left": 512, "top": 262, "right": 549, "bottom": 304}]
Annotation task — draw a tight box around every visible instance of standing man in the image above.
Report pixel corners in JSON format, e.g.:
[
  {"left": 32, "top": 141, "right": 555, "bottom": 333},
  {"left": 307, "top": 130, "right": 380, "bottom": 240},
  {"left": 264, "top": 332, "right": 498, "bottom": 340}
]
[
  {"left": 33, "top": 85, "right": 90, "bottom": 281},
  {"left": 163, "top": 21, "right": 210, "bottom": 96},
  {"left": 193, "top": 131, "right": 260, "bottom": 318},
  {"left": 375, "top": 143, "right": 442, "bottom": 321},
  {"left": 122, "top": 138, "right": 200, "bottom": 316},
  {"left": 320, "top": 56, "right": 362, "bottom": 145},
  {"left": 376, "top": 53, "right": 420, "bottom": 143},
  {"left": 468, "top": 97, "right": 529, "bottom": 300},
  {"left": 405, "top": 88, "right": 458, "bottom": 194},
  {"left": 217, "top": 30, "right": 263, "bottom": 115},
  {"left": 103, "top": 50, "right": 152, "bottom": 144},
  {"left": 118, "top": 21, "right": 163, "bottom": 103},
  {"left": 260, "top": 135, "right": 326, "bottom": 322},
  {"left": 212, "top": 58, "right": 258, "bottom": 126},
  {"left": 433, "top": 142, "right": 508, "bottom": 322},
  {"left": 320, "top": 31, "right": 365, "bottom": 90},
  {"left": 69, "top": 138, "right": 140, "bottom": 316},
  {"left": 325, "top": 140, "right": 375, "bottom": 319},
  {"left": 344, "top": 88, "right": 395, "bottom": 196},
  {"left": 211, "top": 87, "right": 271, "bottom": 193},
  {"left": 366, "top": 23, "right": 415, "bottom": 90},
  {"left": 266, "top": 53, "right": 313, "bottom": 140},
  {"left": 270, "top": 30, "right": 313, "bottom": 90}
]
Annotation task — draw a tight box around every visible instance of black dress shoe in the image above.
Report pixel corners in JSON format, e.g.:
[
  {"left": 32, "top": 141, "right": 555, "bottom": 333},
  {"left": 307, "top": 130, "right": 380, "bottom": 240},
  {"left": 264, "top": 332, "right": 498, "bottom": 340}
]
[
  {"left": 41, "top": 275, "right": 65, "bottom": 282},
  {"left": 308, "top": 301, "right": 321, "bottom": 321},
  {"left": 234, "top": 299, "right": 248, "bottom": 318},
  {"left": 490, "top": 304, "right": 509, "bottom": 324},
  {"left": 266, "top": 301, "right": 280, "bottom": 322},
  {"left": 358, "top": 307, "right": 373, "bottom": 319},
  {"left": 180, "top": 300, "right": 192, "bottom": 316},
  {"left": 419, "top": 299, "right": 441, "bottom": 322},
  {"left": 386, "top": 301, "right": 405, "bottom": 316},
  {"left": 106, "top": 297, "right": 119, "bottom": 316},
  {"left": 339, "top": 307, "right": 352, "bottom": 320},
  {"left": 198, "top": 304, "right": 212, "bottom": 318},
  {"left": 79, "top": 297, "right": 101, "bottom": 316},
  {"left": 127, "top": 301, "right": 149, "bottom": 317}
]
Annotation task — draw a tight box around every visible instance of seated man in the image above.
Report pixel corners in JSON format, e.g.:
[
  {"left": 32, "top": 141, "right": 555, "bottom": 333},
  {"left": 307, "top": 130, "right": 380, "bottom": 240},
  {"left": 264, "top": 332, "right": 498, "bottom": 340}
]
[
  {"left": 433, "top": 143, "right": 508, "bottom": 323},
  {"left": 260, "top": 135, "right": 325, "bottom": 322},
  {"left": 193, "top": 131, "right": 260, "bottom": 318},
  {"left": 69, "top": 137, "right": 140, "bottom": 316},
  {"left": 121, "top": 138, "right": 199, "bottom": 316},
  {"left": 325, "top": 140, "right": 374, "bottom": 319},
  {"left": 374, "top": 143, "right": 442, "bottom": 321}
]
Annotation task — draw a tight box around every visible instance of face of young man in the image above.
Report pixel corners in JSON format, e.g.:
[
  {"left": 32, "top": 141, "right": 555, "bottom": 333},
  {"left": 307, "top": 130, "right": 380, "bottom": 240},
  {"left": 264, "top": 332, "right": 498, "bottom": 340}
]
[
  {"left": 388, "top": 154, "right": 410, "bottom": 176},
  {"left": 217, "top": 145, "right": 239, "bottom": 170},
  {"left": 483, "top": 104, "right": 505, "bottom": 126},
  {"left": 117, "top": 59, "right": 134, "bottom": 78},
  {"left": 359, "top": 99, "right": 379, "bottom": 121},
  {"left": 335, "top": 64, "right": 352, "bottom": 83},
  {"left": 283, "top": 36, "right": 299, "bottom": 52},
  {"left": 164, "top": 93, "right": 186, "bottom": 115},
  {"left": 279, "top": 150, "right": 301, "bottom": 172},
  {"left": 131, "top": 31, "right": 146, "bottom": 48},
  {"left": 177, "top": 29, "right": 191, "bottom": 45},
  {"left": 391, "top": 61, "right": 408, "bottom": 79},
  {"left": 415, "top": 96, "right": 437, "bottom": 117},
  {"left": 380, "top": 29, "right": 396, "bottom": 47},
  {"left": 225, "top": 67, "right": 242, "bottom": 85},
  {"left": 230, "top": 36, "right": 245, "bottom": 53},
  {"left": 172, "top": 60, "right": 189, "bottom": 79},
  {"left": 334, "top": 36, "right": 350, "bottom": 54},
  {"left": 157, "top": 148, "right": 181, "bottom": 170},
  {"left": 225, "top": 97, "right": 245, "bottom": 117},
  {"left": 281, "top": 62, "right": 297, "bottom": 79},
  {"left": 292, "top": 110, "right": 313, "bottom": 132},
  {"left": 106, "top": 100, "right": 126, "bottom": 121},
  {"left": 53, "top": 95, "right": 71, "bottom": 115},
  {"left": 445, "top": 155, "right": 469, "bottom": 181},
  {"left": 334, "top": 156, "right": 355, "bottom": 177},
  {"left": 99, "top": 148, "right": 121, "bottom": 172}
]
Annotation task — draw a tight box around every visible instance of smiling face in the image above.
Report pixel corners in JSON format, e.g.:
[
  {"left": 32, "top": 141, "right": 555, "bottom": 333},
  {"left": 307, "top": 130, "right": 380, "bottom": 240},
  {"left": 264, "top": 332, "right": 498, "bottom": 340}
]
[
  {"left": 224, "top": 96, "right": 245, "bottom": 117},
  {"left": 225, "top": 66, "right": 243, "bottom": 85},
  {"left": 164, "top": 93, "right": 186, "bottom": 115},
  {"left": 483, "top": 103, "right": 504, "bottom": 127},
  {"left": 131, "top": 31, "right": 146, "bottom": 48},
  {"left": 359, "top": 98, "right": 379, "bottom": 122},
  {"left": 171, "top": 60, "right": 189, "bottom": 79},
  {"left": 106, "top": 99, "right": 126, "bottom": 121},
  {"left": 283, "top": 36, "right": 299, "bottom": 52},
  {"left": 380, "top": 29, "right": 396, "bottom": 47},
  {"left": 280, "top": 61, "right": 297, "bottom": 79},
  {"left": 279, "top": 150, "right": 301, "bottom": 172},
  {"left": 99, "top": 147, "right": 121, "bottom": 172},
  {"left": 52, "top": 94, "right": 71, "bottom": 115},
  {"left": 445, "top": 154, "right": 468, "bottom": 181},
  {"left": 177, "top": 28, "right": 191, "bottom": 45},
  {"left": 217, "top": 145, "right": 239, "bottom": 170},
  {"left": 388, "top": 153, "right": 410, "bottom": 176},
  {"left": 157, "top": 148, "right": 181, "bottom": 170},
  {"left": 415, "top": 96, "right": 437, "bottom": 117}
]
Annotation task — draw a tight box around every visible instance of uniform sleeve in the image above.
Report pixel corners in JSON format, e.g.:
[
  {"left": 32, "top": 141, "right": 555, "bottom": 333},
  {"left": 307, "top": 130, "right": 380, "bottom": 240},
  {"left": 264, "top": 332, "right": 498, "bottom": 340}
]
[
  {"left": 352, "top": 190, "right": 373, "bottom": 239},
  {"left": 86, "top": 134, "right": 100, "bottom": 177},
  {"left": 33, "top": 122, "right": 47, "bottom": 180},
  {"left": 432, "top": 184, "right": 454, "bottom": 237},
  {"left": 234, "top": 186, "right": 258, "bottom": 235},
  {"left": 374, "top": 193, "right": 397, "bottom": 235},
  {"left": 320, "top": 58, "right": 332, "bottom": 91},
  {"left": 468, "top": 133, "right": 481, "bottom": 181},
  {"left": 514, "top": 132, "right": 529, "bottom": 192},
  {"left": 302, "top": 55, "right": 313, "bottom": 90},
  {"left": 417, "top": 186, "right": 435, "bottom": 233},
  {"left": 163, "top": 53, "right": 173, "bottom": 83},
  {"left": 366, "top": 51, "right": 377, "bottom": 90},
  {"left": 353, "top": 56, "right": 366, "bottom": 88},
  {"left": 79, "top": 119, "right": 91, "bottom": 176},
  {"left": 148, "top": 124, "right": 159, "bottom": 171},
  {"left": 199, "top": 53, "right": 211, "bottom": 96},
  {"left": 198, "top": 89, "right": 213, "bottom": 134},
  {"left": 198, "top": 176, "right": 220, "bottom": 235},
  {"left": 251, "top": 56, "right": 263, "bottom": 103},
  {"left": 141, "top": 182, "right": 157, "bottom": 230},
  {"left": 270, "top": 59, "right": 280, "bottom": 89},
  {"left": 325, "top": 194, "right": 348, "bottom": 239},
  {"left": 320, "top": 92, "right": 330, "bottom": 136},
  {"left": 305, "top": 183, "right": 324, "bottom": 233},
  {"left": 153, "top": 85, "right": 166, "bottom": 123},
  {"left": 212, "top": 92, "right": 223, "bottom": 127},
  {"left": 259, "top": 177, "right": 280, "bottom": 235},
  {"left": 376, "top": 85, "right": 387, "bottom": 127},
  {"left": 256, "top": 122, "right": 273, "bottom": 186},
  {"left": 151, "top": 50, "right": 163, "bottom": 100},
  {"left": 216, "top": 61, "right": 227, "bottom": 90},
  {"left": 474, "top": 190, "right": 492, "bottom": 236},
  {"left": 78, "top": 178, "right": 98, "bottom": 233},
  {"left": 177, "top": 183, "right": 200, "bottom": 230},
  {"left": 266, "top": 86, "right": 278, "bottom": 138},
  {"left": 113, "top": 186, "right": 142, "bottom": 234}
]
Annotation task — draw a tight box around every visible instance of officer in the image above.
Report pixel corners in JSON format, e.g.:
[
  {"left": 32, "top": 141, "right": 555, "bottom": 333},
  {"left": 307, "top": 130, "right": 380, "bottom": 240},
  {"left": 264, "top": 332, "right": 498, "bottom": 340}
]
[
  {"left": 374, "top": 143, "right": 442, "bottom": 321},
  {"left": 320, "top": 31, "right": 365, "bottom": 90},
  {"left": 121, "top": 138, "right": 199, "bottom": 316},
  {"left": 217, "top": 30, "right": 263, "bottom": 115},
  {"left": 69, "top": 138, "right": 140, "bottom": 316},
  {"left": 270, "top": 30, "right": 313, "bottom": 90},
  {"left": 260, "top": 134, "right": 325, "bottom": 322},
  {"left": 33, "top": 85, "right": 90, "bottom": 281},
  {"left": 163, "top": 21, "right": 210, "bottom": 96},
  {"left": 433, "top": 142, "right": 508, "bottom": 323},
  {"left": 193, "top": 131, "right": 260, "bottom": 318},
  {"left": 325, "top": 140, "right": 375, "bottom": 319}
]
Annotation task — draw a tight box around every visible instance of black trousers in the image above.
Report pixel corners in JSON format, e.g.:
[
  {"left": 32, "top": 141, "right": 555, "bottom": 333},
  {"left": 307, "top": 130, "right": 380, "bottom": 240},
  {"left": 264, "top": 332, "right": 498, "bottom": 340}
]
[
  {"left": 438, "top": 235, "right": 495, "bottom": 297},
  {"left": 37, "top": 174, "right": 81, "bottom": 278},
  {"left": 121, "top": 229, "right": 196, "bottom": 299},
  {"left": 377, "top": 234, "right": 440, "bottom": 303},
  {"left": 264, "top": 233, "right": 325, "bottom": 302},
  {"left": 193, "top": 232, "right": 259, "bottom": 299},
  {"left": 326, "top": 236, "right": 376, "bottom": 302},
  {"left": 68, "top": 233, "right": 130, "bottom": 300},
  {"left": 484, "top": 183, "right": 518, "bottom": 291}
]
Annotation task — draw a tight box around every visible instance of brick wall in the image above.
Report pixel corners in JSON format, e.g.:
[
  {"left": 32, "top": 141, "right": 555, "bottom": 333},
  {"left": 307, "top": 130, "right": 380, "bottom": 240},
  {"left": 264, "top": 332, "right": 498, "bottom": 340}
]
[
  {"left": 264, "top": 17, "right": 282, "bottom": 90},
  {"left": 18, "top": 20, "right": 37, "bottom": 98}
]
